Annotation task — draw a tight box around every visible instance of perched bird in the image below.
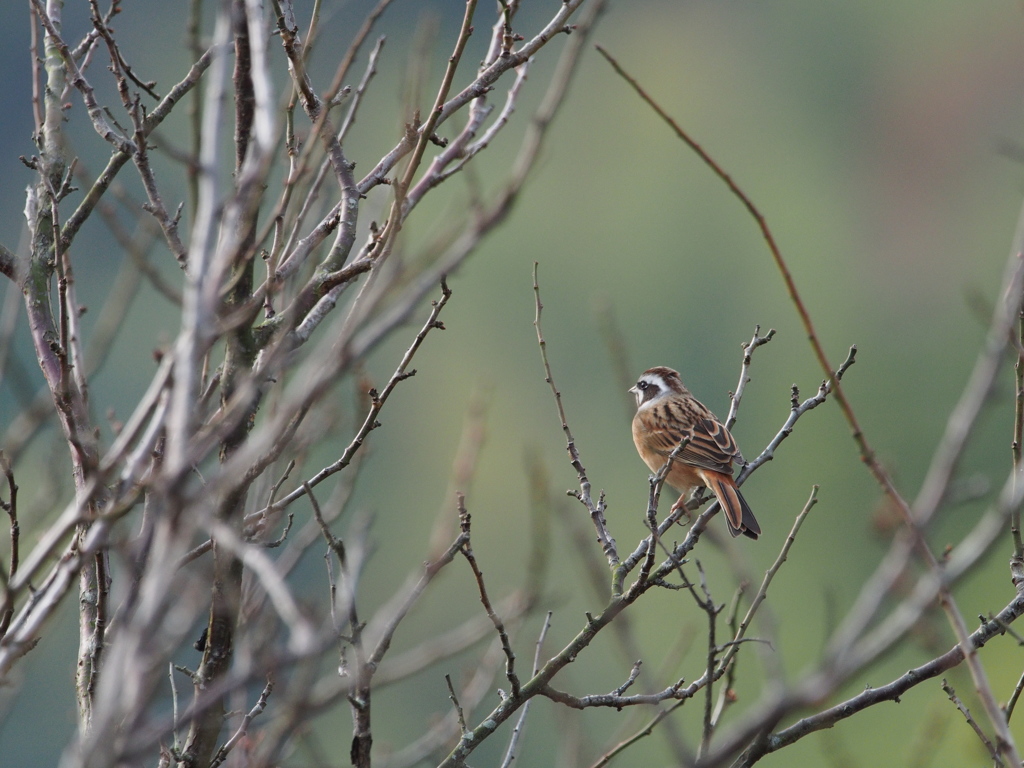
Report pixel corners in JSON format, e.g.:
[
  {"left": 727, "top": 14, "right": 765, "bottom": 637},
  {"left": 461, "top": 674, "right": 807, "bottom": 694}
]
[{"left": 630, "top": 366, "right": 760, "bottom": 539}]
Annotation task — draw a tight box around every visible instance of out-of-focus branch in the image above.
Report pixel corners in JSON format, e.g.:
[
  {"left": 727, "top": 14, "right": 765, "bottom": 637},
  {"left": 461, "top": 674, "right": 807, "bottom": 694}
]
[
  {"left": 343, "top": 0, "right": 603, "bottom": 367},
  {"left": 271, "top": 34, "right": 386, "bottom": 285},
  {"left": 165, "top": 7, "right": 233, "bottom": 479},
  {"left": 61, "top": 45, "right": 214, "bottom": 248},
  {"left": 375, "top": 592, "right": 530, "bottom": 688},
  {"left": 29, "top": 0, "right": 136, "bottom": 154},
  {"left": 209, "top": 678, "right": 273, "bottom": 768},
  {"left": 0, "top": 244, "right": 15, "bottom": 282},
  {"left": 733, "top": 590, "right": 1024, "bottom": 765},
  {"left": 249, "top": 278, "right": 451, "bottom": 517},
  {"left": 0, "top": 452, "right": 18, "bottom": 636},
  {"left": 1014, "top": 256, "right": 1024, "bottom": 556}
]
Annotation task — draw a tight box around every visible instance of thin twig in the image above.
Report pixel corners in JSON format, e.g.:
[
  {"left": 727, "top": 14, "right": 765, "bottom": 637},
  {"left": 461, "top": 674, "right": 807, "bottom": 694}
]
[
  {"left": 533, "top": 261, "right": 617, "bottom": 566},
  {"left": 457, "top": 493, "right": 521, "bottom": 699},
  {"left": 710, "top": 583, "right": 747, "bottom": 729},
  {"left": 0, "top": 453, "right": 18, "bottom": 635},
  {"left": 30, "top": 0, "right": 136, "bottom": 153},
  {"left": 637, "top": 434, "right": 693, "bottom": 588},
  {"left": 209, "top": 678, "right": 274, "bottom": 768},
  {"left": 498, "top": 612, "right": 552, "bottom": 768},
  {"left": 445, "top": 674, "right": 468, "bottom": 736},
  {"left": 256, "top": 278, "right": 452, "bottom": 515},
  {"left": 720, "top": 486, "right": 819, "bottom": 673},
  {"left": 695, "top": 562, "right": 720, "bottom": 759},
  {"left": 726, "top": 325, "right": 776, "bottom": 430},
  {"left": 941, "top": 679, "right": 1003, "bottom": 767},
  {"left": 1005, "top": 666, "right": 1024, "bottom": 723},
  {"left": 1013, "top": 225, "right": 1024, "bottom": 557}
]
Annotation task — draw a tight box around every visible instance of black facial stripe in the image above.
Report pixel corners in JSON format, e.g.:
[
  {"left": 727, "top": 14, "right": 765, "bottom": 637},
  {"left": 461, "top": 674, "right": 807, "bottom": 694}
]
[{"left": 641, "top": 381, "right": 660, "bottom": 404}]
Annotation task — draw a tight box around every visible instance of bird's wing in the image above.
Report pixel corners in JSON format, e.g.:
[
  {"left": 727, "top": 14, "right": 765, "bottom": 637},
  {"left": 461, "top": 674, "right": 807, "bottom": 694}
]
[{"left": 643, "top": 400, "right": 739, "bottom": 476}]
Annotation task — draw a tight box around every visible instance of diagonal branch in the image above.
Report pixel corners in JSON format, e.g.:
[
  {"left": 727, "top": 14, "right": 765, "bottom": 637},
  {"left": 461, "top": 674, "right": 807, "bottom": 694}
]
[
  {"left": 0, "top": 244, "right": 15, "bottom": 282},
  {"left": 457, "top": 494, "right": 521, "bottom": 699},
  {"left": 598, "top": 46, "right": 1024, "bottom": 765},
  {"left": 533, "top": 262, "right": 617, "bottom": 566}
]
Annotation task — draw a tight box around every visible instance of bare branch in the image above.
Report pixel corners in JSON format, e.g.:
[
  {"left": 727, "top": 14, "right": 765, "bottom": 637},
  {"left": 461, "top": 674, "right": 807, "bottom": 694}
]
[
  {"left": 30, "top": 0, "right": 136, "bottom": 153},
  {"left": 719, "top": 486, "right": 818, "bottom": 674},
  {"left": 534, "top": 261, "right": 617, "bottom": 566},
  {"left": 540, "top": 676, "right": 690, "bottom": 710},
  {"left": 209, "top": 678, "right": 274, "bottom": 768},
  {"left": 0, "top": 243, "right": 15, "bottom": 282},
  {"left": 942, "top": 679, "right": 1004, "bottom": 767},
  {"left": 498, "top": 611, "right": 553, "bottom": 768},
  {"left": 445, "top": 674, "right": 469, "bottom": 737},
  {"left": 601, "top": 44, "right": 1024, "bottom": 766},
  {"left": 457, "top": 493, "right": 521, "bottom": 699},
  {"left": 257, "top": 277, "right": 452, "bottom": 515},
  {"left": 725, "top": 325, "right": 776, "bottom": 430},
  {"left": 0, "top": 452, "right": 19, "bottom": 636}
]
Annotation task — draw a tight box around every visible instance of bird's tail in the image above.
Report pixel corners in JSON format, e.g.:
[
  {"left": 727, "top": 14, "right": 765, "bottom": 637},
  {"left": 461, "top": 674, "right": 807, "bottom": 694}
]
[{"left": 702, "top": 471, "right": 760, "bottom": 540}]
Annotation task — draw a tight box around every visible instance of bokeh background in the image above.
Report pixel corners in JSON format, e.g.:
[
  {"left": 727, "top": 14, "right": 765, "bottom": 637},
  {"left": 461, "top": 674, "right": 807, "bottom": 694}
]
[{"left": 2, "top": 0, "right": 1024, "bottom": 765}]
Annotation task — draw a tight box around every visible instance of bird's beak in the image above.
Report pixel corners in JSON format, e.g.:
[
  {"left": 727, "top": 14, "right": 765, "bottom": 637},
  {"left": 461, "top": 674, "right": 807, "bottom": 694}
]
[{"left": 628, "top": 385, "right": 638, "bottom": 395}]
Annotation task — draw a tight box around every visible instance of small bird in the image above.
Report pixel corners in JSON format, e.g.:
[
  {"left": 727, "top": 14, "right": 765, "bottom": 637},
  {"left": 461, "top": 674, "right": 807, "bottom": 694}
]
[{"left": 630, "top": 366, "right": 760, "bottom": 539}]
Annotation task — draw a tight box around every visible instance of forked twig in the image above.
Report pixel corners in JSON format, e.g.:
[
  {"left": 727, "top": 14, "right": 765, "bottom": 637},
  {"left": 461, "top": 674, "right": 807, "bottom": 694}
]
[
  {"left": 726, "top": 325, "right": 776, "bottom": 430},
  {"left": 257, "top": 279, "right": 453, "bottom": 516},
  {"left": 498, "top": 612, "right": 552, "bottom": 768},
  {"left": 457, "top": 493, "right": 521, "bottom": 699},
  {"left": 718, "top": 486, "right": 819, "bottom": 676},
  {"left": 209, "top": 678, "right": 274, "bottom": 768},
  {"left": 533, "top": 262, "right": 617, "bottom": 566}
]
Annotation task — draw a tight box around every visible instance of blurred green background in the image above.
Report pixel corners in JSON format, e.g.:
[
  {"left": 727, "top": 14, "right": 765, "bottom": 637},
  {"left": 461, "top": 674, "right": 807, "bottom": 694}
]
[{"left": 2, "top": 0, "right": 1024, "bottom": 765}]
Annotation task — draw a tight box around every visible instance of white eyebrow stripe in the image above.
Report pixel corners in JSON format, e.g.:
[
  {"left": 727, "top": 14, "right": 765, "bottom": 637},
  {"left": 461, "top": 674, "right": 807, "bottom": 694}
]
[
  {"left": 643, "top": 374, "right": 668, "bottom": 391},
  {"left": 636, "top": 374, "right": 669, "bottom": 406}
]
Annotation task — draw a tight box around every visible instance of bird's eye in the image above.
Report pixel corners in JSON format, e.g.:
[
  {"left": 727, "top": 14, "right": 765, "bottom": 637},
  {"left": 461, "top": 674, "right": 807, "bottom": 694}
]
[{"left": 637, "top": 381, "right": 648, "bottom": 391}]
